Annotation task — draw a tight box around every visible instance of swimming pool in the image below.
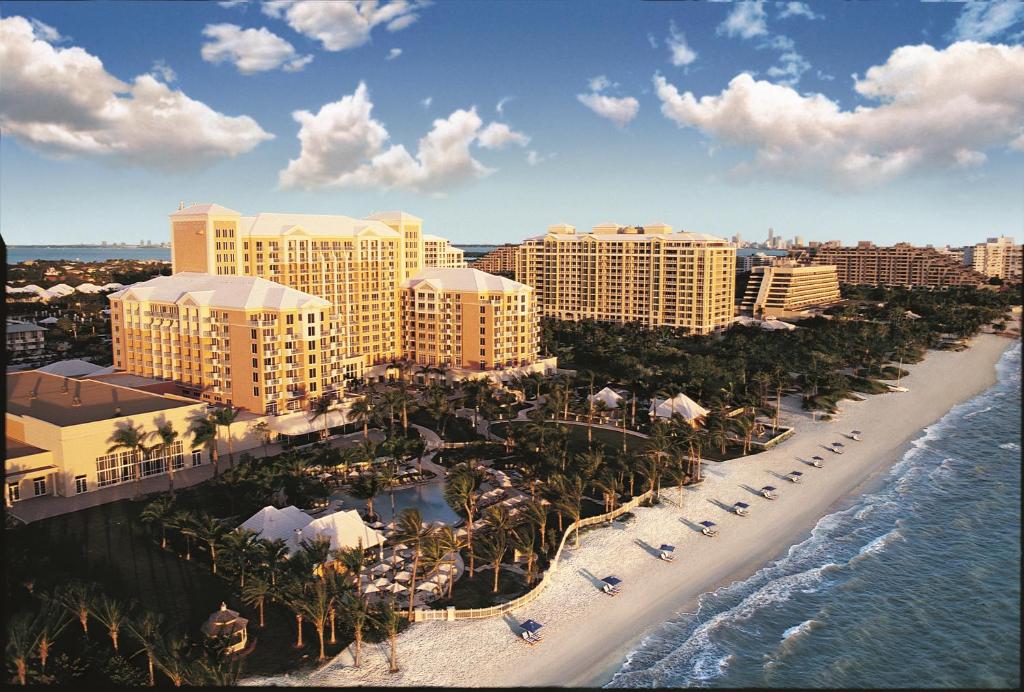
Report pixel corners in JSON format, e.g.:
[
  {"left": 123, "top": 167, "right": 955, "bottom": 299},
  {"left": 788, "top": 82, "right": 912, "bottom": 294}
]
[{"left": 331, "top": 481, "right": 461, "bottom": 525}]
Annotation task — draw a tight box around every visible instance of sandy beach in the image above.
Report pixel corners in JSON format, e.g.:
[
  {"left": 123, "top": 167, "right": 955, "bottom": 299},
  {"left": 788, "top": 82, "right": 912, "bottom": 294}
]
[{"left": 244, "top": 331, "right": 1014, "bottom": 688}]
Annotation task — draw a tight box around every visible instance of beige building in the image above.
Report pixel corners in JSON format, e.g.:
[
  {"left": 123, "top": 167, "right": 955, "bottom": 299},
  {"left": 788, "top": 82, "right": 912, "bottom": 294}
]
[
  {"left": 6, "top": 370, "right": 208, "bottom": 508},
  {"left": 516, "top": 223, "right": 736, "bottom": 334},
  {"left": 471, "top": 244, "right": 519, "bottom": 274},
  {"left": 108, "top": 272, "right": 339, "bottom": 415},
  {"left": 6, "top": 320, "right": 47, "bottom": 362},
  {"left": 812, "top": 243, "right": 987, "bottom": 288},
  {"left": 422, "top": 234, "right": 467, "bottom": 268},
  {"left": 964, "top": 236, "right": 1022, "bottom": 282},
  {"left": 740, "top": 264, "right": 841, "bottom": 318},
  {"left": 402, "top": 269, "right": 544, "bottom": 379}
]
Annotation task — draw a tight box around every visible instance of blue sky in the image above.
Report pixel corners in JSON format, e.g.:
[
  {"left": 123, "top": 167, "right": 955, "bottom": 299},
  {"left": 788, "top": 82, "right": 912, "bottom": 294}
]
[{"left": 1, "top": 0, "right": 1022, "bottom": 247}]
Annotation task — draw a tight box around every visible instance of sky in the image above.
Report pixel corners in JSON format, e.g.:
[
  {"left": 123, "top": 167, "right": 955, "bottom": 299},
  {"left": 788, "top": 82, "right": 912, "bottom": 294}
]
[{"left": 1, "top": 0, "right": 1022, "bottom": 248}]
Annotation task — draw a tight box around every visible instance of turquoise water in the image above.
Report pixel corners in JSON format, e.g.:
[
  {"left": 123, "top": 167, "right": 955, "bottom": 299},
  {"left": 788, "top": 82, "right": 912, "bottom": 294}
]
[
  {"left": 608, "top": 342, "right": 1021, "bottom": 688},
  {"left": 332, "top": 482, "right": 460, "bottom": 525}
]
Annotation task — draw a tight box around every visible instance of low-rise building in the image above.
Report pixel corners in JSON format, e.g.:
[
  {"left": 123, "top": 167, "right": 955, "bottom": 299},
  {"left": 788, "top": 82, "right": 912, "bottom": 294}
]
[
  {"left": 812, "top": 243, "right": 987, "bottom": 288},
  {"left": 740, "top": 264, "right": 842, "bottom": 318},
  {"left": 422, "top": 234, "right": 467, "bottom": 268},
  {"left": 6, "top": 320, "right": 47, "bottom": 361}
]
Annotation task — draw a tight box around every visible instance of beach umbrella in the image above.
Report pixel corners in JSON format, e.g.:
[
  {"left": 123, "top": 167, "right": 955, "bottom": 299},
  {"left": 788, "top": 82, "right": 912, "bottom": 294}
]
[
  {"left": 369, "top": 520, "right": 385, "bottom": 529},
  {"left": 363, "top": 583, "right": 380, "bottom": 594},
  {"left": 520, "top": 619, "right": 543, "bottom": 634},
  {"left": 699, "top": 521, "right": 716, "bottom": 529},
  {"left": 373, "top": 577, "right": 391, "bottom": 587},
  {"left": 438, "top": 563, "right": 455, "bottom": 574},
  {"left": 385, "top": 582, "right": 408, "bottom": 594},
  {"left": 417, "top": 581, "right": 439, "bottom": 592},
  {"left": 384, "top": 554, "right": 405, "bottom": 566},
  {"left": 370, "top": 563, "right": 392, "bottom": 574},
  {"left": 393, "top": 571, "right": 413, "bottom": 582},
  {"left": 398, "top": 549, "right": 414, "bottom": 559},
  {"left": 391, "top": 543, "right": 410, "bottom": 551},
  {"left": 659, "top": 544, "right": 675, "bottom": 553},
  {"left": 601, "top": 576, "right": 622, "bottom": 586}
]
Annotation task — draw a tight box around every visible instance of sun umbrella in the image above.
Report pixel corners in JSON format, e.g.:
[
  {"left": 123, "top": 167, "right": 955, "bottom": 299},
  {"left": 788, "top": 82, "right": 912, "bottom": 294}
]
[
  {"left": 370, "top": 563, "right": 392, "bottom": 574},
  {"left": 384, "top": 554, "right": 405, "bottom": 566},
  {"left": 417, "top": 581, "right": 440, "bottom": 592},
  {"left": 659, "top": 544, "right": 676, "bottom": 552},
  {"left": 373, "top": 577, "right": 391, "bottom": 587},
  {"left": 391, "top": 543, "right": 410, "bottom": 551},
  {"left": 393, "top": 571, "right": 413, "bottom": 582},
  {"left": 363, "top": 583, "right": 380, "bottom": 594},
  {"left": 438, "top": 563, "right": 455, "bottom": 573},
  {"left": 369, "top": 521, "right": 385, "bottom": 529},
  {"left": 520, "top": 619, "right": 543, "bottom": 634},
  {"left": 398, "top": 549, "right": 414, "bottom": 559},
  {"left": 601, "top": 576, "right": 622, "bottom": 586},
  {"left": 385, "top": 582, "right": 408, "bottom": 594}
]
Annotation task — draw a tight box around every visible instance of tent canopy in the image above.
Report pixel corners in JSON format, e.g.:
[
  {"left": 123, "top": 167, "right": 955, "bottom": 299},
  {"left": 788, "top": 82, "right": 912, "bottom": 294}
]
[
  {"left": 649, "top": 393, "right": 709, "bottom": 421},
  {"left": 587, "top": 386, "right": 623, "bottom": 409},
  {"left": 302, "top": 509, "right": 387, "bottom": 554},
  {"left": 267, "top": 408, "right": 349, "bottom": 436},
  {"left": 237, "top": 505, "right": 311, "bottom": 547}
]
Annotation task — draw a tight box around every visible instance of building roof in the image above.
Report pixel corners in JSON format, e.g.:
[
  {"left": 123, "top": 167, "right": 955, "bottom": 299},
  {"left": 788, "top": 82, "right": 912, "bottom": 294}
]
[
  {"left": 238, "top": 212, "right": 399, "bottom": 239},
  {"left": 6, "top": 370, "right": 198, "bottom": 427},
  {"left": 526, "top": 230, "right": 729, "bottom": 243},
  {"left": 238, "top": 505, "right": 312, "bottom": 546},
  {"left": 6, "top": 321, "right": 47, "bottom": 334},
  {"left": 35, "top": 359, "right": 116, "bottom": 378},
  {"left": 5, "top": 437, "right": 50, "bottom": 461},
  {"left": 170, "top": 203, "right": 240, "bottom": 217},
  {"left": 365, "top": 210, "right": 423, "bottom": 223},
  {"left": 649, "top": 393, "right": 709, "bottom": 421},
  {"left": 85, "top": 372, "right": 177, "bottom": 389},
  {"left": 422, "top": 234, "right": 448, "bottom": 243},
  {"left": 108, "top": 272, "right": 329, "bottom": 311},
  {"left": 403, "top": 268, "right": 531, "bottom": 293},
  {"left": 302, "top": 509, "right": 387, "bottom": 553},
  {"left": 588, "top": 386, "right": 624, "bottom": 408}
]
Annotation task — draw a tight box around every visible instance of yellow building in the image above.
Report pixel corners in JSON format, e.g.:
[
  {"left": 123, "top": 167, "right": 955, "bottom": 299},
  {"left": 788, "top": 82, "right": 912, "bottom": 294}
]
[
  {"left": 6, "top": 370, "right": 207, "bottom": 509},
  {"left": 422, "top": 234, "right": 467, "bottom": 268},
  {"left": 740, "top": 264, "right": 841, "bottom": 318},
  {"left": 108, "top": 272, "right": 339, "bottom": 415},
  {"left": 965, "top": 236, "right": 1022, "bottom": 282},
  {"left": 812, "top": 243, "right": 987, "bottom": 288},
  {"left": 402, "top": 269, "right": 549, "bottom": 380},
  {"left": 471, "top": 244, "right": 519, "bottom": 274},
  {"left": 516, "top": 223, "right": 736, "bottom": 334}
]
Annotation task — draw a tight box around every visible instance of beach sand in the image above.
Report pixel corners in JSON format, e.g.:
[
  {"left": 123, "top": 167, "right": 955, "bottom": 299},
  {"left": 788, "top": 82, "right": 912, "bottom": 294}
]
[{"left": 244, "top": 332, "right": 1014, "bottom": 688}]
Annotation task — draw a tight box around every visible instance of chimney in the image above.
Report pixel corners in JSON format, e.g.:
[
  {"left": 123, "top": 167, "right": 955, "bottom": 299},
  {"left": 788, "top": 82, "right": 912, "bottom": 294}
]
[{"left": 178, "top": 201, "right": 185, "bottom": 210}]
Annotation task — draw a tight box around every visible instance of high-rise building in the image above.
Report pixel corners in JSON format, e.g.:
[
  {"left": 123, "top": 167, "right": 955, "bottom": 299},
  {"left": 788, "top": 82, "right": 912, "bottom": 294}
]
[
  {"left": 402, "top": 269, "right": 539, "bottom": 375},
  {"left": 740, "top": 264, "right": 841, "bottom": 318},
  {"left": 516, "top": 223, "right": 736, "bottom": 334},
  {"left": 422, "top": 234, "right": 467, "bottom": 268},
  {"left": 471, "top": 244, "right": 519, "bottom": 274},
  {"left": 964, "top": 236, "right": 1022, "bottom": 282},
  {"left": 109, "top": 273, "right": 339, "bottom": 414},
  {"left": 812, "top": 243, "right": 987, "bottom": 288},
  {"left": 794, "top": 235, "right": 805, "bottom": 247}
]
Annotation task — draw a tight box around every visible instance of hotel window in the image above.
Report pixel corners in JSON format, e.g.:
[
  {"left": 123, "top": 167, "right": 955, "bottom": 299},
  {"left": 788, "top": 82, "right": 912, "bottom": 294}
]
[
  {"left": 33, "top": 477, "right": 47, "bottom": 497},
  {"left": 75, "top": 475, "right": 88, "bottom": 494},
  {"left": 192, "top": 450, "right": 203, "bottom": 467},
  {"left": 7, "top": 483, "right": 20, "bottom": 503}
]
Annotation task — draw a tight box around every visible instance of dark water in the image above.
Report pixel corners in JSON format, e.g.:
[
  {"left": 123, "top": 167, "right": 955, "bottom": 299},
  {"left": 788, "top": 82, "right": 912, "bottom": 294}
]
[
  {"left": 6, "top": 246, "right": 171, "bottom": 263},
  {"left": 608, "top": 342, "right": 1021, "bottom": 688}
]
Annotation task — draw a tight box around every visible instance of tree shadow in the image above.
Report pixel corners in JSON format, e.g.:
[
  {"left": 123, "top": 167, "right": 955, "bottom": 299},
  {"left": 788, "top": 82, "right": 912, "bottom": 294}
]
[{"left": 634, "top": 539, "right": 661, "bottom": 558}]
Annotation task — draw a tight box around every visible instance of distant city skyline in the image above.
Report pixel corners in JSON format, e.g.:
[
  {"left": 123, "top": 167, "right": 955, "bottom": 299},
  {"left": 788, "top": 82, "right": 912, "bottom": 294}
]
[{"left": 2, "top": 1, "right": 1023, "bottom": 247}]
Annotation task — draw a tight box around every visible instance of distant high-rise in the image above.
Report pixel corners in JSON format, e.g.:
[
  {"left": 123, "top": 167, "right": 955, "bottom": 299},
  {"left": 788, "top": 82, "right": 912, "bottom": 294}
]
[
  {"left": 964, "top": 236, "right": 1022, "bottom": 282},
  {"left": 794, "top": 235, "right": 805, "bottom": 247}
]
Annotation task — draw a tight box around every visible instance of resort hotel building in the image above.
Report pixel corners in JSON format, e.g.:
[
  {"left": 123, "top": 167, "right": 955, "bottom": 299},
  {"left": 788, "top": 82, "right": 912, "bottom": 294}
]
[
  {"left": 516, "top": 223, "right": 737, "bottom": 334},
  {"left": 470, "top": 244, "right": 519, "bottom": 274},
  {"left": 422, "top": 234, "right": 468, "bottom": 269},
  {"left": 811, "top": 243, "right": 987, "bottom": 288},
  {"left": 964, "top": 236, "right": 1022, "bottom": 282},
  {"left": 739, "top": 263, "right": 842, "bottom": 318}
]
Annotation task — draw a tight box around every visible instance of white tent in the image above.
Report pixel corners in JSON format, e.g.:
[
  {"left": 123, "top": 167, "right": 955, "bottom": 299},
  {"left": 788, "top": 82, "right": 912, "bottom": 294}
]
[
  {"left": 588, "top": 386, "right": 623, "bottom": 409},
  {"left": 237, "top": 505, "right": 311, "bottom": 548},
  {"left": 760, "top": 319, "right": 796, "bottom": 332},
  {"left": 649, "top": 393, "right": 709, "bottom": 421},
  {"left": 267, "top": 408, "right": 350, "bottom": 436},
  {"left": 301, "top": 509, "right": 387, "bottom": 554}
]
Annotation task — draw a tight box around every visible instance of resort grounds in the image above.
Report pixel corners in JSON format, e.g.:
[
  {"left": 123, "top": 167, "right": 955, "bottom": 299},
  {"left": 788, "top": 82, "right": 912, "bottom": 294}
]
[{"left": 243, "top": 329, "right": 1014, "bottom": 687}]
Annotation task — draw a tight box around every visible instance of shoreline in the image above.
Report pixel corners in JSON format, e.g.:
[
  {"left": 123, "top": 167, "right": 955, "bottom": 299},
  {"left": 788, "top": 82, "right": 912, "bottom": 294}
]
[{"left": 245, "top": 331, "right": 1015, "bottom": 688}]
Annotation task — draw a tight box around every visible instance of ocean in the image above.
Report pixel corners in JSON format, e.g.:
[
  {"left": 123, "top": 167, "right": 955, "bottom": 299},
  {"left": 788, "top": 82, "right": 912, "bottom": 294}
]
[
  {"left": 5, "top": 246, "right": 171, "bottom": 263},
  {"left": 608, "top": 341, "right": 1021, "bottom": 688}
]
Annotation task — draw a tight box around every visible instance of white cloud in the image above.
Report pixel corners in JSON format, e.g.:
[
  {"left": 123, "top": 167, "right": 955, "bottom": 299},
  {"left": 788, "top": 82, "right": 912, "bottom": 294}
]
[
  {"left": 477, "top": 122, "right": 530, "bottom": 149},
  {"left": 386, "top": 47, "right": 402, "bottom": 60},
  {"left": 279, "top": 82, "right": 528, "bottom": 193},
  {"left": 421, "top": 96, "right": 433, "bottom": 109},
  {"left": 765, "top": 50, "right": 810, "bottom": 86},
  {"left": 718, "top": 1, "right": 768, "bottom": 39},
  {"left": 218, "top": 0, "right": 249, "bottom": 7},
  {"left": 949, "top": 0, "right": 1024, "bottom": 41},
  {"left": 647, "top": 32, "right": 658, "bottom": 49},
  {"left": 150, "top": 59, "right": 177, "bottom": 83},
  {"left": 496, "top": 95, "right": 513, "bottom": 115},
  {"left": 262, "top": 0, "right": 427, "bottom": 52},
  {"left": 588, "top": 75, "right": 615, "bottom": 92},
  {"left": 777, "top": 2, "right": 821, "bottom": 20},
  {"left": 201, "top": 23, "right": 313, "bottom": 74},
  {"left": 526, "top": 150, "right": 554, "bottom": 166},
  {"left": 652, "top": 41, "right": 1024, "bottom": 187},
  {"left": 667, "top": 21, "right": 698, "bottom": 66},
  {"left": 577, "top": 75, "right": 639, "bottom": 128},
  {"left": 27, "top": 18, "right": 65, "bottom": 43},
  {"left": 0, "top": 15, "right": 272, "bottom": 170}
]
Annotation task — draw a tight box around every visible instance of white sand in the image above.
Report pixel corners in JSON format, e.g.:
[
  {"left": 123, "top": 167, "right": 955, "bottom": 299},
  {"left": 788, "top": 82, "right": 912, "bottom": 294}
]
[{"left": 244, "top": 332, "right": 1013, "bottom": 688}]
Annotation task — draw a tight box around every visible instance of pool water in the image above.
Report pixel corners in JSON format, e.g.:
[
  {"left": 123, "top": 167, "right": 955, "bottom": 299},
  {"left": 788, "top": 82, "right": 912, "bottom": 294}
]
[{"left": 332, "top": 481, "right": 461, "bottom": 525}]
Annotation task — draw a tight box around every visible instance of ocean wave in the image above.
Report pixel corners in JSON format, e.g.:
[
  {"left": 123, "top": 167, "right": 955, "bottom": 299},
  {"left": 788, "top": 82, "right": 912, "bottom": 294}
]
[
  {"left": 998, "top": 442, "right": 1019, "bottom": 451},
  {"left": 964, "top": 406, "right": 993, "bottom": 419},
  {"left": 781, "top": 618, "right": 822, "bottom": 644},
  {"left": 853, "top": 529, "right": 904, "bottom": 561}
]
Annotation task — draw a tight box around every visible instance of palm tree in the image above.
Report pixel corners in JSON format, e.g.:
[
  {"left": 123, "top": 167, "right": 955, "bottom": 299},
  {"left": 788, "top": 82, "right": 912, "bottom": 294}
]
[
  {"left": 339, "top": 591, "right": 370, "bottom": 667},
  {"left": 221, "top": 528, "right": 260, "bottom": 588},
  {"left": 241, "top": 577, "right": 272, "bottom": 628},
  {"left": 140, "top": 496, "right": 175, "bottom": 549},
  {"left": 152, "top": 421, "right": 180, "bottom": 494},
  {"left": 127, "top": 610, "right": 164, "bottom": 686},
  {"left": 212, "top": 406, "right": 241, "bottom": 469},
  {"left": 6, "top": 612, "right": 42, "bottom": 686},
  {"left": 519, "top": 499, "right": 550, "bottom": 555},
  {"left": 294, "top": 580, "right": 335, "bottom": 661},
  {"left": 395, "top": 508, "right": 434, "bottom": 620},
  {"left": 350, "top": 472, "right": 383, "bottom": 521},
  {"left": 248, "top": 419, "right": 272, "bottom": 458},
  {"left": 511, "top": 523, "right": 538, "bottom": 585},
  {"left": 107, "top": 422, "right": 151, "bottom": 499},
  {"left": 309, "top": 396, "right": 334, "bottom": 440},
  {"left": 706, "top": 407, "right": 731, "bottom": 456},
  {"left": 34, "top": 598, "right": 70, "bottom": 674},
  {"left": 432, "top": 526, "right": 467, "bottom": 599},
  {"left": 732, "top": 413, "right": 756, "bottom": 455},
  {"left": 378, "top": 463, "right": 400, "bottom": 519},
  {"left": 55, "top": 580, "right": 96, "bottom": 636},
  {"left": 190, "top": 416, "right": 220, "bottom": 478},
  {"left": 349, "top": 396, "right": 373, "bottom": 440},
  {"left": 474, "top": 533, "right": 509, "bottom": 594},
  {"left": 331, "top": 543, "right": 369, "bottom": 597},
  {"left": 372, "top": 598, "right": 404, "bottom": 674},
  {"left": 192, "top": 513, "right": 227, "bottom": 575},
  {"left": 443, "top": 470, "right": 480, "bottom": 576},
  {"left": 153, "top": 635, "right": 193, "bottom": 687},
  {"left": 256, "top": 537, "right": 290, "bottom": 588},
  {"left": 93, "top": 595, "right": 132, "bottom": 655},
  {"left": 380, "top": 389, "right": 403, "bottom": 435},
  {"left": 169, "top": 510, "right": 197, "bottom": 561},
  {"left": 553, "top": 475, "right": 585, "bottom": 547}
]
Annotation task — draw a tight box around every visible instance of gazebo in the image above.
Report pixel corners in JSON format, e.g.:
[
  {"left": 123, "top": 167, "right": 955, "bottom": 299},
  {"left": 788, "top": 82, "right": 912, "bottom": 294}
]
[
  {"left": 649, "top": 393, "right": 709, "bottom": 423},
  {"left": 201, "top": 603, "right": 249, "bottom": 654}
]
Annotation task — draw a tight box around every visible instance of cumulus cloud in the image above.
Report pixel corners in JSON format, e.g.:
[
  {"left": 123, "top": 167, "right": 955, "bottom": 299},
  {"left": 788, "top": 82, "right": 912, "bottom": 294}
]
[
  {"left": 577, "top": 75, "right": 639, "bottom": 128},
  {"left": 279, "top": 82, "right": 528, "bottom": 193},
  {"left": 949, "top": 0, "right": 1024, "bottom": 41},
  {"left": 27, "top": 18, "right": 65, "bottom": 43},
  {"left": 777, "top": 2, "right": 821, "bottom": 20},
  {"left": 526, "top": 150, "right": 554, "bottom": 166},
  {"left": 652, "top": 41, "right": 1024, "bottom": 187},
  {"left": 718, "top": 1, "right": 768, "bottom": 39},
  {"left": 201, "top": 23, "right": 313, "bottom": 74},
  {"left": 667, "top": 20, "right": 698, "bottom": 66},
  {"left": 0, "top": 15, "right": 272, "bottom": 170},
  {"left": 386, "top": 47, "right": 402, "bottom": 60},
  {"left": 150, "top": 59, "right": 177, "bottom": 83},
  {"left": 262, "top": 0, "right": 427, "bottom": 52},
  {"left": 765, "top": 49, "right": 810, "bottom": 86}
]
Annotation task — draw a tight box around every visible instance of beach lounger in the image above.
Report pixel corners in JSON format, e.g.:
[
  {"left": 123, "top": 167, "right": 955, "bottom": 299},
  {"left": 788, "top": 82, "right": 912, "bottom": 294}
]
[
  {"left": 734, "top": 502, "right": 750, "bottom": 516},
  {"left": 659, "top": 544, "right": 676, "bottom": 561},
  {"left": 761, "top": 485, "right": 778, "bottom": 500},
  {"left": 700, "top": 521, "right": 718, "bottom": 537}
]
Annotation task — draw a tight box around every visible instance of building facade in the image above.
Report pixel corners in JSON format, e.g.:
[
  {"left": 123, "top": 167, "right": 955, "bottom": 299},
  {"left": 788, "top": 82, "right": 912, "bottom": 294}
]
[
  {"left": 516, "top": 223, "right": 736, "bottom": 334},
  {"left": 422, "top": 235, "right": 467, "bottom": 268},
  {"left": 740, "top": 264, "right": 841, "bottom": 318},
  {"left": 6, "top": 320, "right": 47, "bottom": 362},
  {"left": 470, "top": 244, "right": 519, "bottom": 274},
  {"left": 964, "top": 236, "right": 1022, "bottom": 282},
  {"left": 812, "top": 243, "right": 987, "bottom": 288},
  {"left": 402, "top": 269, "right": 540, "bottom": 375},
  {"left": 108, "top": 272, "right": 340, "bottom": 415}
]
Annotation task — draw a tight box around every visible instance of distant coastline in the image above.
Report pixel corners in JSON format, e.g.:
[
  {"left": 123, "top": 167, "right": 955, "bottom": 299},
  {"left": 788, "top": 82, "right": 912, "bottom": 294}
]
[{"left": 6, "top": 246, "right": 172, "bottom": 264}]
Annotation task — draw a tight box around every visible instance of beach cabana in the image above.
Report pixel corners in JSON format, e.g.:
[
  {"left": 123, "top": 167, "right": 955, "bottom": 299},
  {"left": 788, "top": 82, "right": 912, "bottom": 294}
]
[
  {"left": 699, "top": 521, "right": 718, "bottom": 537},
  {"left": 788, "top": 471, "right": 803, "bottom": 483},
  {"left": 600, "top": 576, "right": 622, "bottom": 595},
  {"left": 761, "top": 485, "right": 778, "bottom": 500},
  {"left": 588, "top": 387, "right": 623, "bottom": 410},
  {"left": 200, "top": 603, "right": 248, "bottom": 654},
  {"left": 519, "top": 619, "right": 544, "bottom": 644},
  {"left": 649, "top": 393, "right": 709, "bottom": 423},
  {"left": 659, "top": 544, "right": 676, "bottom": 562},
  {"left": 733, "top": 502, "right": 750, "bottom": 516}
]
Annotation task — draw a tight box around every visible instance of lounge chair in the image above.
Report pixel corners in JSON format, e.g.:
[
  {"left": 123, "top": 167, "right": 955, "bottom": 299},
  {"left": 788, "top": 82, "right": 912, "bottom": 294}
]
[
  {"left": 659, "top": 551, "right": 675, "bottom": 562},
  {"left": 734, "top": 502, "right": 750, "bottom": 516},
  {"left": 601, "top": 583, "right": 619, "bottom": 596},
  {"left": 761, "top": 486, "right": 778, "bottom": 500}
]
